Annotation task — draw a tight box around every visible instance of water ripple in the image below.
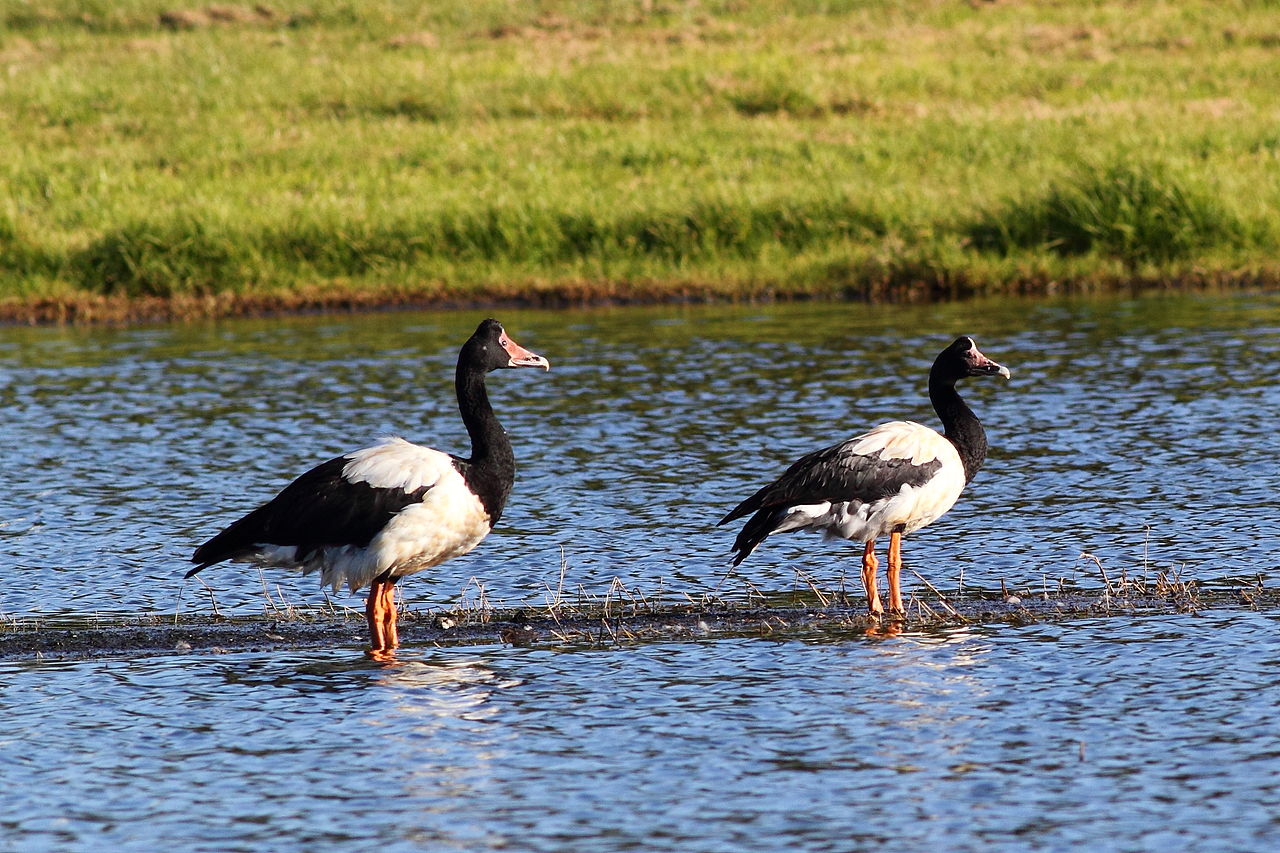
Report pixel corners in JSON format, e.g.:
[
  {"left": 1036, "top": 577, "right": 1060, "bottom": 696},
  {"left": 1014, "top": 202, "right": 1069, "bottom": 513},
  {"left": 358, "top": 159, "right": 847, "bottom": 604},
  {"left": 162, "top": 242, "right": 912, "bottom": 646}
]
[
  {"left": 2, "top": 294, "right": 1279, "bottom": 618},
  {"left": 2, "top": 611, "right": 1279, "bottom": 849}
]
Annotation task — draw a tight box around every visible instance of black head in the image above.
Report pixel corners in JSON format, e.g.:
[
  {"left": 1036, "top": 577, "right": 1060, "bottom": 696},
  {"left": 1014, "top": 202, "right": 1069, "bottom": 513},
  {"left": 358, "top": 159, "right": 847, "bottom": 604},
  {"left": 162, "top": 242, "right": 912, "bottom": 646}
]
[
  {"left": 932, "top": 336, "right": 1010, "bottom": 383},
  {"left": 460, "top": 319, "right": 550, "bottom": 373}
]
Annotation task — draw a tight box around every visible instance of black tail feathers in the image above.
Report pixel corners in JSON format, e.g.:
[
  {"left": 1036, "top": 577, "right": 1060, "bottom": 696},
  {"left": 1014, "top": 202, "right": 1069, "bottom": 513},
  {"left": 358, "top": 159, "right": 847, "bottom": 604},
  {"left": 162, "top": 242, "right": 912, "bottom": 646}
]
[{"left": 726, "top": 506, "right": 787, "bottom": 566}]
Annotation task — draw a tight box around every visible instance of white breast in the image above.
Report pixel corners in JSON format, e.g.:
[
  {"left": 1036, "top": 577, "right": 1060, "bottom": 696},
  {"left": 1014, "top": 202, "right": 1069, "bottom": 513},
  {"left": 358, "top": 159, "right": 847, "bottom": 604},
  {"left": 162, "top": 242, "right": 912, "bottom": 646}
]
[{"left": 316, "top": 473, "right": 492, "bottom": 592}]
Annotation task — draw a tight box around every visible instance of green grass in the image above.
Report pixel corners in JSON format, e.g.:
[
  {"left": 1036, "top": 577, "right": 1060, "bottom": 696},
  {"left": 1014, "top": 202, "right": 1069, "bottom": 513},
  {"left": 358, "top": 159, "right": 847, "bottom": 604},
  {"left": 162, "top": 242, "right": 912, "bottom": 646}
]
[
  {"left": 967, "top": 161, "right": 1244, "bottom": 264},
  {"left": 3, "top": 0, "right": 1280, "bottom": 314}
]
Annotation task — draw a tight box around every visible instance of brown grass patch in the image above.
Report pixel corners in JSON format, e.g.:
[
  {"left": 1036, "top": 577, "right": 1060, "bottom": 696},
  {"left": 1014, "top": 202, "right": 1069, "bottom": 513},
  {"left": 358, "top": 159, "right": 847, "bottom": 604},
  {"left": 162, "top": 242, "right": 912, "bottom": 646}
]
[
  {"left": 0, "top": 36, "right": 46, "bottom": 66},
  {"left": 1023, "top": 24, "right": 1101, "bottom": 54},
  {"left": 482, "top": 15, "right": 608, "bottom": 43},
  {"left": 122, "top": 38, "right": 173, "bottom": 54},
  {"left": 1182, "top": 97, "right": 1242, "bottom": 118},
  {"left": 385, "top": 31, "right": 439, "bottom": 50},
  {"left": 159, "top": 5, "right": 275, "bottom": 30}
]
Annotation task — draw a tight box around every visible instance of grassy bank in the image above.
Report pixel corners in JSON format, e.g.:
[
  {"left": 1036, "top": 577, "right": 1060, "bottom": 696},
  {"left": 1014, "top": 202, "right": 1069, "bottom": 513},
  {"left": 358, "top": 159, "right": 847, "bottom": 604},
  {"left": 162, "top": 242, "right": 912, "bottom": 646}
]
[{"left": 3, "top": 0, "right": 1280, "bottom": 321}]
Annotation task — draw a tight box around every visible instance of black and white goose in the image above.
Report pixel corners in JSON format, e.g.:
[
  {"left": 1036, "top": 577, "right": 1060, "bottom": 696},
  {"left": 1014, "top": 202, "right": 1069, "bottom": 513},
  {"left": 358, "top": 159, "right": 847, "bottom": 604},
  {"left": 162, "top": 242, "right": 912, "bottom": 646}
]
[
  {"left": 187, "top": 319, "right": 549, "bottom": 658},
  {"left": 718, "top": 336, "right": 1009, "bottom": 617}
]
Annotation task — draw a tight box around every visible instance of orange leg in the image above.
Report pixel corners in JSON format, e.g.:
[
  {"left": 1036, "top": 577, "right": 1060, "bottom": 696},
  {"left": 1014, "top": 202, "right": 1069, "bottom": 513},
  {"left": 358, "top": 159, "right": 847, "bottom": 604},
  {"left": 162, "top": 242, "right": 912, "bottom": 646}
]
[
  {"left": 365, "top": 582, "right": 386, "bottom": 651},
  {"left": 380, "top": 582, "right": 399, "bottom": 650},
  {"left": 861, "top": 540, "right": 884, "bottom": 616},
  {"left": 365, "top": 580, "right": 397, "bottom": 660},
  {"left": 887, "top": 530, "right": 904, "bottom": 617}
]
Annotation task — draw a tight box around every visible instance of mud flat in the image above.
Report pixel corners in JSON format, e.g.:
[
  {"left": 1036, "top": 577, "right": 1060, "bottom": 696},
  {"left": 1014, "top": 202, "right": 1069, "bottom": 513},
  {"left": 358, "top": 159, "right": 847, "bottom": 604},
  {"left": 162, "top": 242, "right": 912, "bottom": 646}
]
[{"left": 1, "top": 586, "right": 1268, "bottom": 661}]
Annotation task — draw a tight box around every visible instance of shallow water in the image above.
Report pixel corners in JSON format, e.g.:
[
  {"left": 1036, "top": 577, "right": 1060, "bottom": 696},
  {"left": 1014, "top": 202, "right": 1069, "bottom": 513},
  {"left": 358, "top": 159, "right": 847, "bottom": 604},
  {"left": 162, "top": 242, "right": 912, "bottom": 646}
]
[
  {"left": 2, "top": 293, "right": 1277, "bottom": 617},
  {"left": 2, "top": 292, "right": 1280, "bottom": 849},
  {"left": 3, "top": 612, "right": 1279, "bottom": 851}
]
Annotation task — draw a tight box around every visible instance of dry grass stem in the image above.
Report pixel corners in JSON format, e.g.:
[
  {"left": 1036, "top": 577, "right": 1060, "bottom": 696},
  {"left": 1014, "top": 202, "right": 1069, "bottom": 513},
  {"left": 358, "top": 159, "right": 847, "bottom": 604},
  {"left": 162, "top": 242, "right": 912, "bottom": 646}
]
[
  {"left": 198, "top": 576, "right": 222, "bottom": 620},
  {"left": 791, "top": 568, "right": 831, "bottom": 607},
  {"left": 910, "top": 569, "right": 967, "bottom": 621}
]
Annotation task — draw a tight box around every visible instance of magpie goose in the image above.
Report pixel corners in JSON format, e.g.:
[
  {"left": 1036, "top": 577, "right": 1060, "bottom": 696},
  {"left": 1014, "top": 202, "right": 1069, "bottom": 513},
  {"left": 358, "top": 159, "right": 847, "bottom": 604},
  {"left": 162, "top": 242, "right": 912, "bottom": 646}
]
[
  {"left": 719, "top": 336, "right": 1009, "bottom": 617},
  {"left": 188, "top": 319, "right": 549, "bottom": 657}
]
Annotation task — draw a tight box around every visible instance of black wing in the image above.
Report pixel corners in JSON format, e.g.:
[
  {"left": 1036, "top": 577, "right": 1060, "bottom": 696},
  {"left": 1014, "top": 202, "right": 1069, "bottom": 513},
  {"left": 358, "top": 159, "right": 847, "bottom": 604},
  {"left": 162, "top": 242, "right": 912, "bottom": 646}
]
[
  {"left": 188, "top": 455, "right": 432, "bottom": 576},
  {"left": 719, "top": 440, "right": 942, "bottom": 526},
  {"left": 718, "top": 439, "right": 942, "bottom": 566}
]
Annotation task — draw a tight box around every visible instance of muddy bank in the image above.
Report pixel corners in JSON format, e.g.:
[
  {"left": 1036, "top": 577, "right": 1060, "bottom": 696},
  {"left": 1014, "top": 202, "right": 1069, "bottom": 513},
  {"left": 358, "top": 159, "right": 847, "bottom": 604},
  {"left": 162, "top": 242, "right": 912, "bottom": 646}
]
[
  {"left": 2, "top": 273, "right": 1270, "bottom": 327},
  {"left": 1, "top": 587, "right": 1268, "bottom": 661}
]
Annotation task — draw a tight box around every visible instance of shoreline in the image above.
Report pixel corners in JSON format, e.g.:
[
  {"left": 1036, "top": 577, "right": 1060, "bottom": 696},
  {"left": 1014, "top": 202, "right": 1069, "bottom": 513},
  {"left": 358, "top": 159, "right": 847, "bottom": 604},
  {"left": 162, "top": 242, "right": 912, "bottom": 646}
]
[{"left": 3, "top": 271, "right": 1275, "bottom": 327}]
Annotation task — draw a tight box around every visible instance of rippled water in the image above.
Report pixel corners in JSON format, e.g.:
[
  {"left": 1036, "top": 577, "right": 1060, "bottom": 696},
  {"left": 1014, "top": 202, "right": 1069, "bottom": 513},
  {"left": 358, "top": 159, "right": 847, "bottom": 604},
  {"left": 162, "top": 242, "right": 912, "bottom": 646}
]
[
  {"left": 3, "top": 293, "right": 1278, "bottom": 617},
  {"left": 4, "top": 613, "right": 1280, "bottom": 850},
  {"left": 2, "top": 292, "right": 1280, "bottom": 849}
]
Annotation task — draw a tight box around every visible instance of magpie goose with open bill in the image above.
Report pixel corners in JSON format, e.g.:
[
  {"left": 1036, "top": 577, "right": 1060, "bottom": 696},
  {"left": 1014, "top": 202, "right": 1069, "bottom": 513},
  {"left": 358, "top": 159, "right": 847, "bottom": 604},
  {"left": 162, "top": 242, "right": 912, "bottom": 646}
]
[
  {"left": 188, "top": 319, "right": 549, "bottom": 658},
  {"left": 718, "top": 336, "right": 1009, "bottom": 617}
]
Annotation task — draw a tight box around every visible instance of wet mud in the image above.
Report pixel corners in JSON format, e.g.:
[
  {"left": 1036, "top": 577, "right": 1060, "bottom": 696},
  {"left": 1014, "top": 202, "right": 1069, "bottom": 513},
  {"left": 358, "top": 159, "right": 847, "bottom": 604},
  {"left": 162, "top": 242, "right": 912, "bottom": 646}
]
[
  {"left": 1, "top": 274, "right": 1262, "bottom": 327},
  {"left": 2, "top": 587, "right": 1269, "bottom": 661}
]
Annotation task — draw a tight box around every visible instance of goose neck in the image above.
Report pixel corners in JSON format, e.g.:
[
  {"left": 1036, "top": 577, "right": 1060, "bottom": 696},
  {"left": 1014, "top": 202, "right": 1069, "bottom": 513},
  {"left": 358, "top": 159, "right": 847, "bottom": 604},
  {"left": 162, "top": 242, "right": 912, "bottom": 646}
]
[{"left": 929, "top": 375, "right": 987, "bottom": 483}]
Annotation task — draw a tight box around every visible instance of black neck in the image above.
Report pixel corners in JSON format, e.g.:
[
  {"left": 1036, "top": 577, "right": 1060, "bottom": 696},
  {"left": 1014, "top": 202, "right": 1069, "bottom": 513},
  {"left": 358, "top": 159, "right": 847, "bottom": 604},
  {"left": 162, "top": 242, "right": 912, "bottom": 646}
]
[
  {"left": 929, "top": 375, "right": 988, "bottom": 484},
  {"left": 456, "top": 362, "right": 516, "bottom": 521}
]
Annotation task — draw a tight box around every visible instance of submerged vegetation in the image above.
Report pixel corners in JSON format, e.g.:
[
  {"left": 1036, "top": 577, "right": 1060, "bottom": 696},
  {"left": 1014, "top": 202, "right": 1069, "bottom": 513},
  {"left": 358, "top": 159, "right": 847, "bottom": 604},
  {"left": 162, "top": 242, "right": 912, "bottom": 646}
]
[
  {"left": 1, "top": 570, "right": 1250, "bottom": 661},
  {"left": 3, "top": 544, "right": 1235, "bottom": 660},
  {"left": 2, "top": 0, "right": 1280, "bottom": 319}
]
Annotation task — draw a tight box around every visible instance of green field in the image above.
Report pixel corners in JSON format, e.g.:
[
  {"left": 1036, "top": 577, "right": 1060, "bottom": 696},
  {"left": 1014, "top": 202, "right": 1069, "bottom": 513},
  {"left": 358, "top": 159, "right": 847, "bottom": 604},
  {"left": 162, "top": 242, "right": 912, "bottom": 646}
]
[{"left": 2, "top": 0, "right": 1279, "bottom": 319}]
